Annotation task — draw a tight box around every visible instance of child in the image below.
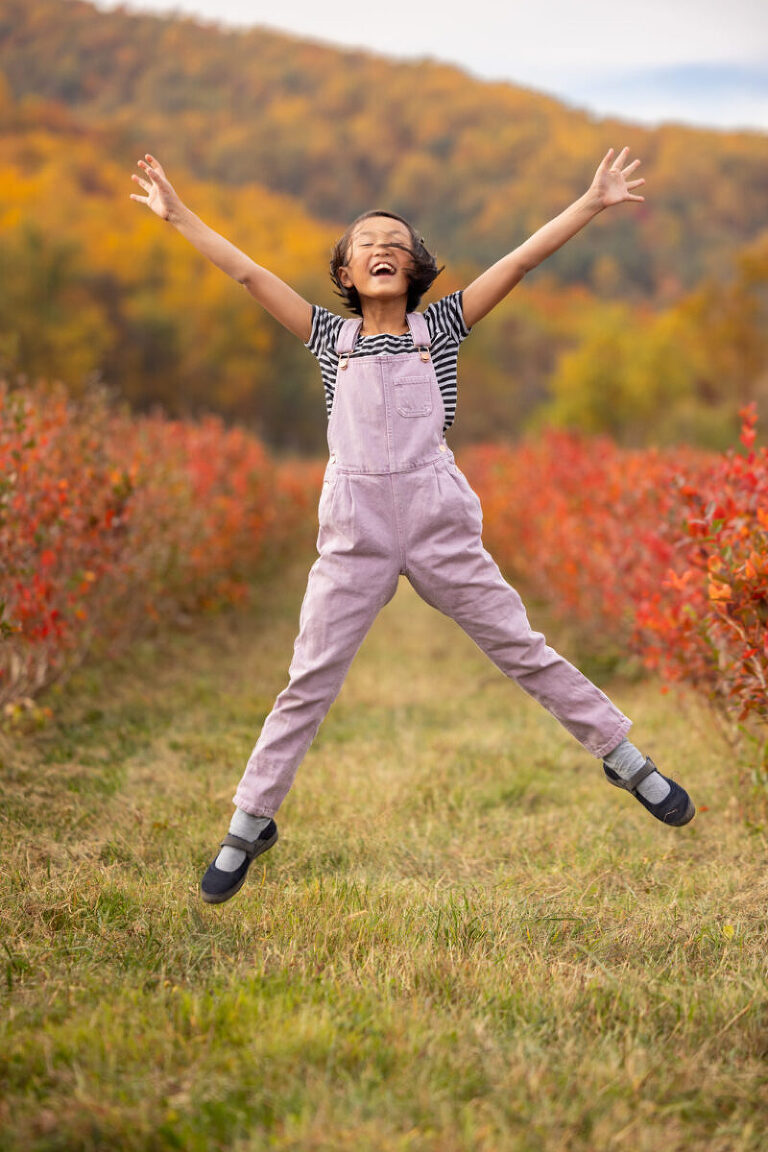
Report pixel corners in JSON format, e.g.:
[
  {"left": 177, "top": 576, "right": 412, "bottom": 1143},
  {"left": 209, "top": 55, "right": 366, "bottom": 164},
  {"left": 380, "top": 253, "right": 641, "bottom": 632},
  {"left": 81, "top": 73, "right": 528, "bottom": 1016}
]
[{"left": 130, "top": 147, "right": 695, "bottom": 904}]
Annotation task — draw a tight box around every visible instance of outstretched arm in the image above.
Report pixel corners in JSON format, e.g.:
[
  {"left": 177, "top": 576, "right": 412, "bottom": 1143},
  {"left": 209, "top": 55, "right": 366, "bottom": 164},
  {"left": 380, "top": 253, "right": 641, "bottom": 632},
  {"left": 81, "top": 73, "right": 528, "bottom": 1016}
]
[
  {"left": 461, "top": 147, "right": 645, "bottom": 329},
  {"left": 130, "top": 155, "right": 313, "bottom": 342}
]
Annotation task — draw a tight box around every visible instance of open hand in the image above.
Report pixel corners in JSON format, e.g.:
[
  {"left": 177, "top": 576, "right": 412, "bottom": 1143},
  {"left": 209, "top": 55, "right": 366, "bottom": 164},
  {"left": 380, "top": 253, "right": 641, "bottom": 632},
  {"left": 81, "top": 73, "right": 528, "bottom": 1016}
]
[
  {"left": 590, "top": 146, "right": 645, "bottom": 208},
  {"left": 129, "top": 154, "right": 181, "bottom": 220}
]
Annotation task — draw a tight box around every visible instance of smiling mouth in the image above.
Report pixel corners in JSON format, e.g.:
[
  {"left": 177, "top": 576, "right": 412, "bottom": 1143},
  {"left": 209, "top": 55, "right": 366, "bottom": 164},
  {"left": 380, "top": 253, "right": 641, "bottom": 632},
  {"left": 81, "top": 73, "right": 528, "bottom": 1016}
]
[{"left": 371, "top": 261, "right": 396, "bottom": 276}]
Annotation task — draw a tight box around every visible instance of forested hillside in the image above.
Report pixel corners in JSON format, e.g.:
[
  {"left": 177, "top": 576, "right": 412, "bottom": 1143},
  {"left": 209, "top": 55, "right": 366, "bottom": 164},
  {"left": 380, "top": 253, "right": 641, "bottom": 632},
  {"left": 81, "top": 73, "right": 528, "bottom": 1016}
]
[
  {"left": 3, "top": 0, "right": 766, "bottom": 290},
  {"left": 1, "top": 0, "right": 766, "bottom": 448}
]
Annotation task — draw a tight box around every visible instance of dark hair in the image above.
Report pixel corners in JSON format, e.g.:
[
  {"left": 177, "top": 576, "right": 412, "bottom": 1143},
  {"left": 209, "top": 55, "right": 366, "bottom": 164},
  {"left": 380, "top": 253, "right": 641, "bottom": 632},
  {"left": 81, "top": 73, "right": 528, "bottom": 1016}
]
[{"left": 329, "top": 209, "right": 443, "bottom": 317}]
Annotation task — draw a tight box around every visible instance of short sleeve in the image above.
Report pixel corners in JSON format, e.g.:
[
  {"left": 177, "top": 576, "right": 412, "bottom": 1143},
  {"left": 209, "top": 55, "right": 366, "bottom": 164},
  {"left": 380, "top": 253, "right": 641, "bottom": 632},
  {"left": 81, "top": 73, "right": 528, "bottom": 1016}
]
[
  {"left": 305, "top": 305, "right": 345, "bottom": 359},
  {"left": 423, "top": 291, "right": 471, "bottom": 345}
]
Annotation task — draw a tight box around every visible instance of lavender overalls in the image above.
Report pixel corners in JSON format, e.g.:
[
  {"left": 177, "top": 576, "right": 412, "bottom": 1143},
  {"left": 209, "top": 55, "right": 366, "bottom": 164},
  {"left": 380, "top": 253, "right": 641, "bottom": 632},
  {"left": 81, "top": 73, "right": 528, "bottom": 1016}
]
[{"left": 234, "top": 312, "right": 631, "bottom": 816}]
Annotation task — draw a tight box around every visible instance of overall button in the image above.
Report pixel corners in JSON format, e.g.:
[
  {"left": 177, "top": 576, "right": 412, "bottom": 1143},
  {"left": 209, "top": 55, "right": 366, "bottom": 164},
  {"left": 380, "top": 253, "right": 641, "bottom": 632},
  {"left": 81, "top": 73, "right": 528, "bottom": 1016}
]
[{"left": 438, "top": 444, "right": 447, "bottom": 453}]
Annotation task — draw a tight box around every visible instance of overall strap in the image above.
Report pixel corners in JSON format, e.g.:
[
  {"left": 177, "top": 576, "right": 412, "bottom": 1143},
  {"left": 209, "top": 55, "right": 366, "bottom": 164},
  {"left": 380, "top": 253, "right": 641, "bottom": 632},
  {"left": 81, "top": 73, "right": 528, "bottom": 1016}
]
[
  {"left": 336, "top": 318, "right": 363, "bottom": 355},
  {"left": 406, "top": 312, "right": 431, "bottom": 348},
  {"left": 335, "top": 313, "right": 431, "bottom": 370},
  {"left": 406, "top": 312, "right": 432, "bottom": 361}
]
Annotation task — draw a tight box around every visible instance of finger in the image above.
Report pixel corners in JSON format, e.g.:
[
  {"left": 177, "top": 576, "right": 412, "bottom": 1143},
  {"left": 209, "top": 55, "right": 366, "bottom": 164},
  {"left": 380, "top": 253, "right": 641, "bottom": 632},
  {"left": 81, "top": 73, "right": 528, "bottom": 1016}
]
[
  {"left": 626, "top": 177, "right": 645, "bottom": 189},
  {"left": 622, "top": 158, "right": 641, "bottom": 175},
  {"left": 138, "top": 158, "right": 159, "bottom": 177},
  {"left": 598, "top": 147, "right": 615, "bottom": 171},
  {"left": 145, "top": 164, "right": 170, "bottom": 191},
  {"left": 138, "top": 161, "right": 166, "bottom": 189},
  {"left": 129, "top": 193, "right": 149, "bottom": 204},
  {"left": 131, "top": 174, "right": 150, "bottom": 192},
  {"left": 145, "top": 153, "right": 166, "bottom": 177},
  {"left": 612, "top": 146, "right": 630, "bottom": 168}
]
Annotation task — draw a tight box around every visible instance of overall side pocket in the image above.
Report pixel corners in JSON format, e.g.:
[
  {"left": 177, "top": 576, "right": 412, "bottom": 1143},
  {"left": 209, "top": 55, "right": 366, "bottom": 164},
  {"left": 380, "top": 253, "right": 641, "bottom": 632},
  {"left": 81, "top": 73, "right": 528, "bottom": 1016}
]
[{"left": 318, "top": 463, "right": 339, "bottom": 524}]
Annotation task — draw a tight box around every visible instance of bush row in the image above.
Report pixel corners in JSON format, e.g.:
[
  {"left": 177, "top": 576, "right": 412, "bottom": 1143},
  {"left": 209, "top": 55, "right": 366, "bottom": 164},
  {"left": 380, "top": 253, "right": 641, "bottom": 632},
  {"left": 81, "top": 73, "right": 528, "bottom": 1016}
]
[
  {"left": 5, "top": 382, "right": 766, "bottom": 742},
  {"left": 461, "top": 407, "right": 768, "bottom": 736},
  {"left": 0, "top": 382, "right": 321, "bottom": 706}
]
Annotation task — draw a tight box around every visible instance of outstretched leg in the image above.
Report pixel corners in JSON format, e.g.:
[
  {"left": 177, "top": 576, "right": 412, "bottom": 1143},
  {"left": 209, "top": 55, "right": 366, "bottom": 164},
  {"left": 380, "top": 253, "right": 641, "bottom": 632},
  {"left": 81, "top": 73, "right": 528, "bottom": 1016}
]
[
  {"left": 405, "top": 460, "right": 630, "bottom": 757},
  {"left": 234, "top": 546, "right": 399, "bottom": 816},
  {"left": 410, "top": 555, "right": 630, "bottom": 756}
]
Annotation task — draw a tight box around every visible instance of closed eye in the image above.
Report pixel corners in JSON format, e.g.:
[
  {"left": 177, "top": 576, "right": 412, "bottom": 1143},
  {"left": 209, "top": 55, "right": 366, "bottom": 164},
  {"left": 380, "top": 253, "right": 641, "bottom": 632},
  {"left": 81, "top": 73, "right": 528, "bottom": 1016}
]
[{"left": 354, "top": 238, "right": 412, "bottom": 252}]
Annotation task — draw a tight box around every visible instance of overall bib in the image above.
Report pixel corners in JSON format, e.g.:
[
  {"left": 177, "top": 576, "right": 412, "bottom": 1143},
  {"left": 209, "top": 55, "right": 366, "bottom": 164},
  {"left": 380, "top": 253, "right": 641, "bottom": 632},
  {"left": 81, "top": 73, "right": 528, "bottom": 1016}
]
[{"left": 234, "top": 313, "right": 631, "bottom": 816}]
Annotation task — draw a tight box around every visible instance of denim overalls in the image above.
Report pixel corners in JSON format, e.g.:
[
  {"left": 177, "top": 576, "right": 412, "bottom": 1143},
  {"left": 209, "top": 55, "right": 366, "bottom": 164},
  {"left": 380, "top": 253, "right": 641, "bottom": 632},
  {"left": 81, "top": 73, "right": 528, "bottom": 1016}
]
[{"left": 234, "top": 312, "right": 630, "bottom": 816}]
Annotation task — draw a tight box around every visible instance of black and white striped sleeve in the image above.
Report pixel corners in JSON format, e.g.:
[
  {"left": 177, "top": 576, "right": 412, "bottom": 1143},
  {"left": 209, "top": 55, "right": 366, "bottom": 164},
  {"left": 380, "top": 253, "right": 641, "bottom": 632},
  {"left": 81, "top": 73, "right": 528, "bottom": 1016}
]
[{"left": 424, "top": 291, "right": 471, "bottom": 345}]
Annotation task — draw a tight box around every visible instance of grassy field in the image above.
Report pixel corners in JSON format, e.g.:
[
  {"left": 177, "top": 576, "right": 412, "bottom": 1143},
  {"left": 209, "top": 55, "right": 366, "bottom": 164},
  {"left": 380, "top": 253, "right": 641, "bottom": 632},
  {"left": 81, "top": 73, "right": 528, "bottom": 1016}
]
[{"left": 1, "top": 554, "right": 766, "bottom": 1151}]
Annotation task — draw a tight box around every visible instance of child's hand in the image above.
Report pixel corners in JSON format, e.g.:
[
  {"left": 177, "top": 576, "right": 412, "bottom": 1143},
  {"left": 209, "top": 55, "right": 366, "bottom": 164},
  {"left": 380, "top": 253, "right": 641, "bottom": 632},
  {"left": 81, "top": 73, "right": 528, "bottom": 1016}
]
[
  {"left": 589, "top": 146, "right": 645, "bottom": 209},
  {"left": 130, "top": 154, "right": 182, "bottom": 220}
]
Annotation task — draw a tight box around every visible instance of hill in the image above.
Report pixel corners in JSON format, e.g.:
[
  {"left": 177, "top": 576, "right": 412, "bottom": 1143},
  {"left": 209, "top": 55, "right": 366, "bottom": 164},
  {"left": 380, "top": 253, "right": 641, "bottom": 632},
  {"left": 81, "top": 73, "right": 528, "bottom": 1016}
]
[
  {"left": 3, "top": 0, "right": 766, "bottom": 294},
  {"left": 0, "top": 0, "right": 766, "bottom": 447}
]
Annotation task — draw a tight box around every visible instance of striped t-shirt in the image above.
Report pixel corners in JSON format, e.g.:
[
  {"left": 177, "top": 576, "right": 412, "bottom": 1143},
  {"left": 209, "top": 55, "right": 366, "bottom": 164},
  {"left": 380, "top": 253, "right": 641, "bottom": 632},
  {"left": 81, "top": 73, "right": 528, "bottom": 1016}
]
[{"left": 305, "top": 291, "right": 470, "bottom": 432}]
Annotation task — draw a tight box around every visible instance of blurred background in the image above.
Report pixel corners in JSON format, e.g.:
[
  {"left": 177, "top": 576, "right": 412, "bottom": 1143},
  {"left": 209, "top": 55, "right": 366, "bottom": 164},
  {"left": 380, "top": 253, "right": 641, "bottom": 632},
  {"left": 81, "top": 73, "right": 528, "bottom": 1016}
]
[{"left": 1, "top": 0, "right": 766, "bottom": 452}]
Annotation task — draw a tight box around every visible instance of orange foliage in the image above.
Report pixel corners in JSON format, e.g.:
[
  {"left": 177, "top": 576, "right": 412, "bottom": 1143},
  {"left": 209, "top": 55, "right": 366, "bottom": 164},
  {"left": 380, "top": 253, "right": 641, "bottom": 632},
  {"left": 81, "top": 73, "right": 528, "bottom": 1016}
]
[{"left": 1, "top": 0, "right": 767, "bottom": 448}]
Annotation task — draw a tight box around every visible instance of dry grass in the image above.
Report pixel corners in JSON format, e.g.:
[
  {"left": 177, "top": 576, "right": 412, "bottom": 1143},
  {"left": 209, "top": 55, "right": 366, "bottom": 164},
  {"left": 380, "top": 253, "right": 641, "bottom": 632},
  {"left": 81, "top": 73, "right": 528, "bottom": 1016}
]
[{"left": 1, "top": 556, "right": 767, "bottom": 1151}]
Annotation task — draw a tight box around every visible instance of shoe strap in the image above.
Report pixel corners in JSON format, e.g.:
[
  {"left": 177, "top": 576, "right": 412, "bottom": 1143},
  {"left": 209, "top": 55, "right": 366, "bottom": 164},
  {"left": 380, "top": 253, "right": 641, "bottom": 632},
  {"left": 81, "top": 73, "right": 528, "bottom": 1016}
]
[
  {"left": 626, "top": 756, "right": 658, "bottom": 791},
  {"left": 220, "top": 832, "right": 260, "bottom": 858}
]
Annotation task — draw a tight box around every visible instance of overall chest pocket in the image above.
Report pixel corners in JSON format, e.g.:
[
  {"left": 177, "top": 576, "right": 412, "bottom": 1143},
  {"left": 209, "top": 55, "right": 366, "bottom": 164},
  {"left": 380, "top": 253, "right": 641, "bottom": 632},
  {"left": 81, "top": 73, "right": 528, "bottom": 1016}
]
[{"left": 394, "top": 377, "right": 433, "bottom": 418}]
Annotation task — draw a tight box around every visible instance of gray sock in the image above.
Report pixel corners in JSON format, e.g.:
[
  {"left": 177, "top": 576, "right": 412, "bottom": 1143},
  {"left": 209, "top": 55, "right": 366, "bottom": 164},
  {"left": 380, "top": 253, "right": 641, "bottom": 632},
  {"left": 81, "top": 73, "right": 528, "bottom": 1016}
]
[
  {"left": 214, "top": 808, "right": 273, "bottom": 871},
  {"left": 604, "top": 737, "right": 671, "bottom": 803}
]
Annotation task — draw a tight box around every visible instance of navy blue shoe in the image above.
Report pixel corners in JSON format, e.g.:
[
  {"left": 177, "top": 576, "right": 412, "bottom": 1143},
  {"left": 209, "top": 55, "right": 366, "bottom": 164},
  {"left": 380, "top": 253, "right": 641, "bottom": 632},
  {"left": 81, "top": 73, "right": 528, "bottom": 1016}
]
[
  {"left": 200, "top": 821, "right": 278, "bottom": 904},
  {"left": 603, "top": 757, "right": 695, "bottom": 826}
]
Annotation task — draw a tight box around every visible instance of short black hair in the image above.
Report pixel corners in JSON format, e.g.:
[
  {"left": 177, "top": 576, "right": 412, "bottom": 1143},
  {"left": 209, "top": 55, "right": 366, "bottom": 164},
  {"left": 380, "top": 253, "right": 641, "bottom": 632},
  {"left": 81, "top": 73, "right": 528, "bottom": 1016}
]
[{"left": 329, "top": 210, "right": 443, "bottom": 317}]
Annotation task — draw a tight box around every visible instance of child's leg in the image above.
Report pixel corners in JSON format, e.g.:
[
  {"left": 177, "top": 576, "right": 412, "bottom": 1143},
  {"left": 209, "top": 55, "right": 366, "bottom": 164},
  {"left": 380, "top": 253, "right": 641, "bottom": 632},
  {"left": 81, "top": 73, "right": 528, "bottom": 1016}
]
[
  {"left": 409, "top": 553, "right": 630, "bottom": 756},
  {"left": 408, "top": 549, "right": 691, "bottom": 819},
  {"left": 403, "top": 460, "right": 694, "bottom": 824},
  {"left": 405, "top": 462, "right": 629, "bottom": 756},
  {"left": 233, "top": 547, "right": 400, "bottom": 817}
]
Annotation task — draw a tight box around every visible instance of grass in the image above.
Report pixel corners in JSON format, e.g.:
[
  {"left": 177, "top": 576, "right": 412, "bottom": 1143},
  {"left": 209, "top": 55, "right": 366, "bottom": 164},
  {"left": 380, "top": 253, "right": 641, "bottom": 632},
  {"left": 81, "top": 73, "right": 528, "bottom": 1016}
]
[{"left": 1, "top": 554, "right": 767, "bottom": 1151}]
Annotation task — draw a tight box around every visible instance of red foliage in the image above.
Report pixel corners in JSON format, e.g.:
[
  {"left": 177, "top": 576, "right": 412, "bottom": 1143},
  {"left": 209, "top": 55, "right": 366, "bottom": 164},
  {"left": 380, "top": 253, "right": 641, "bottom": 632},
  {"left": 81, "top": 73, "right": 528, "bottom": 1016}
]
[
  {"left": 5, "top": 379, "right": 767, "bottom": 737},
  {"left": 0, "top": 382, "right": 320, "bottom": 704},
  {"left": 635, "top": 405, "right": 768, "bottom": 725},
  {"left": 461, "top": 410, "right": 768, "bottom": 733}
]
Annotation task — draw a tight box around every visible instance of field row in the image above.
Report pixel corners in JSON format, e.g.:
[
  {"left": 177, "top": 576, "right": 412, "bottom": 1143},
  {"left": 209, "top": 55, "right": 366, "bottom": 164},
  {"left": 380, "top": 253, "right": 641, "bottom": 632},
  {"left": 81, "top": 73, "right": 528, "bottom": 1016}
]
[
  {"left": 0, "top": 382, "right": 320, "bottom": 707},
  {"left": 463, "top": 405, "right": 768, "bottom": 740},
  {"left": 3, "top": 384, "right": 767, "bottom": 747}
]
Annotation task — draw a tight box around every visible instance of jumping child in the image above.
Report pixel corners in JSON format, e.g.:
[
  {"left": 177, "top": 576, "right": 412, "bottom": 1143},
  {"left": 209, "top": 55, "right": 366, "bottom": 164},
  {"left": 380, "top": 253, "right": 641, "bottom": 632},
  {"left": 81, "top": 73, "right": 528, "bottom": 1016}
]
[{"left": 130, "top": 146, "right": 695, "bottom": 904}]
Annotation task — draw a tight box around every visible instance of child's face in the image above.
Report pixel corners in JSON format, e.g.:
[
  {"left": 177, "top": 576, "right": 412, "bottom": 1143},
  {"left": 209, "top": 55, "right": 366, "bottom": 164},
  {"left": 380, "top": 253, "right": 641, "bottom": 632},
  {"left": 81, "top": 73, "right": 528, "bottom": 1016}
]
[{"left": 338, "top": 217, "right": 414, "bottom": 306}]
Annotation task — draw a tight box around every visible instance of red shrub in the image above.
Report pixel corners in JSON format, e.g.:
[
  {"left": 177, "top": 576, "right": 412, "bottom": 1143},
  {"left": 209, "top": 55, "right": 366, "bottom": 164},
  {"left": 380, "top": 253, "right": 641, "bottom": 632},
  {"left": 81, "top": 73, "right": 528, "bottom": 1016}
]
[
  {"left": 461, "top": 434, "right": 703, "bottom": 640},
  {"left": 0, "top": 382, "right": 319, "bottom": 705},
  {"left": 461, "top": 413, "right": 768, "bottom": 735},
  {"left": 5, "top": 378, "right": 766, "bottom": 739},
  {"left": 636, "top": 405, "right": 768, "bottom": 726}
]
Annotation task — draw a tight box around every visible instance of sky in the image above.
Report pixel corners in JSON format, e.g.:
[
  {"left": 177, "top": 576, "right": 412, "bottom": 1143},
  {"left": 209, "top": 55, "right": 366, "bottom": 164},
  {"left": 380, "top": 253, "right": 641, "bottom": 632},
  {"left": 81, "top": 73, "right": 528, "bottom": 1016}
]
[{"left": 99, "top": 0, "right": 767, "bottom": 132}]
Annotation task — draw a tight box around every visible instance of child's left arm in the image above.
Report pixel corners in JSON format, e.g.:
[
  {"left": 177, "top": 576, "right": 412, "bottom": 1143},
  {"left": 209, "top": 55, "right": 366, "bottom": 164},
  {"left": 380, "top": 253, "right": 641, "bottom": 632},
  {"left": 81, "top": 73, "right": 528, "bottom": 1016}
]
[{"left": 461, "top": 147, "right": 645, "bottom": 329}]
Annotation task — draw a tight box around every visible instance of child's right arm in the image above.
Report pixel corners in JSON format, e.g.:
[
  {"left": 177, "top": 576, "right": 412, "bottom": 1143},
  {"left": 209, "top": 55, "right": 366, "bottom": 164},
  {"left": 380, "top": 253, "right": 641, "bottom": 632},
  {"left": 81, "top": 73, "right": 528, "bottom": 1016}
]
[{"left": 130, "top": 154, "right": 313, "bottom": 342}]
